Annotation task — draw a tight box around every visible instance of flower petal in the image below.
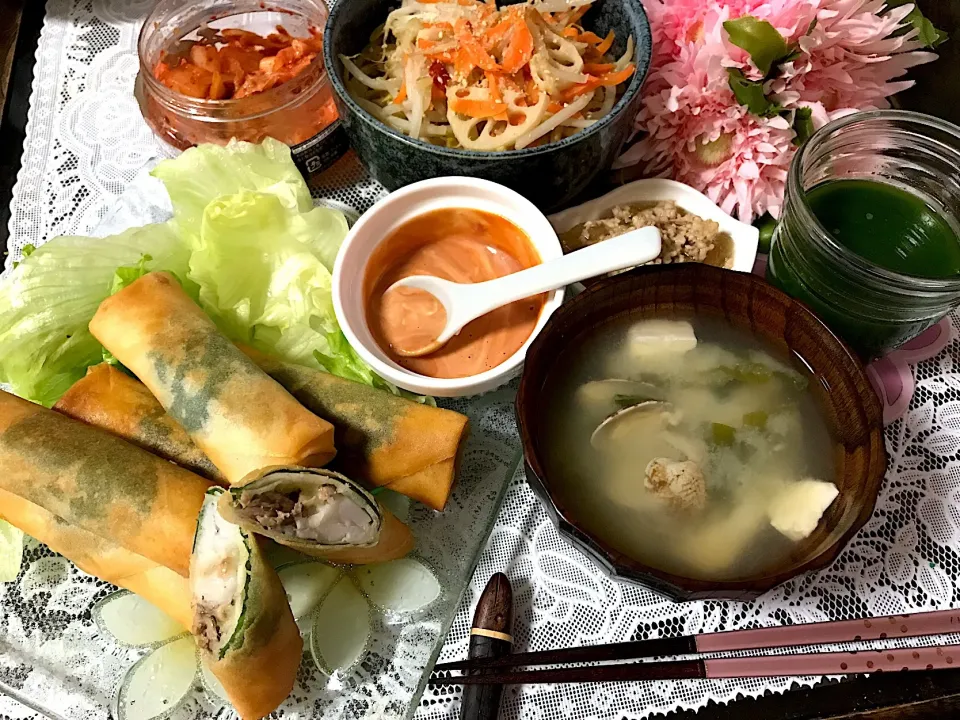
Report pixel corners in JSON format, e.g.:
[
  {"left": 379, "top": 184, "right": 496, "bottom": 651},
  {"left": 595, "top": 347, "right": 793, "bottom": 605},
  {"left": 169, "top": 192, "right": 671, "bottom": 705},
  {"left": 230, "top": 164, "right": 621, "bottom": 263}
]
[
  {"left": 114, "top": 637, "right": 198, "bottom": 720},
  {"left": 309, "top": 578, "right": 371, "bottom": 675},
  {"left": 354, "top": 558, "right": 441, "bottom": 615},
  {"left": 94, "top": 591, "right": 187, "bottom": 648},
  {"left": 277, "top": 562, "right": 342, "bottom": 629}
]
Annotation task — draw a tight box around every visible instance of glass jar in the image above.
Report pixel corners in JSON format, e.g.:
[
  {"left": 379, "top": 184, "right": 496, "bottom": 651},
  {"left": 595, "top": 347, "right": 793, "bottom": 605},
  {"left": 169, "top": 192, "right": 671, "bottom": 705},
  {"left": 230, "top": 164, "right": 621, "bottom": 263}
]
[
  {"left": 134, "top": 0, "right": 348, "bottom": 178},
  {"left": 767, "top": 110, "right": 960, "bottom": 360}
]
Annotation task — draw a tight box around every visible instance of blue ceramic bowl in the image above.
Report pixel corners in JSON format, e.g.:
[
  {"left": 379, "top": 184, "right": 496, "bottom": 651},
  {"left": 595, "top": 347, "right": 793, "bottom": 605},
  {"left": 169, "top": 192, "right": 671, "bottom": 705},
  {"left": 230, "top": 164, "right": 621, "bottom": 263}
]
[{"left": 323, "top": 0, "right": 652, "bottom": 211}]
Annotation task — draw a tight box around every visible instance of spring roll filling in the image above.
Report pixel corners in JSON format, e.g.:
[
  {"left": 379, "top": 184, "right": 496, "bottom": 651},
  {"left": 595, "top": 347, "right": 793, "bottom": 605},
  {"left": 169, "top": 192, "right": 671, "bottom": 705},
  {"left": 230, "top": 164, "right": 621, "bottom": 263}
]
[
  {"left": 235, "top": 482, "right": 378, "bottom": 545},
  {"left": 192, "top": 495, "right": 248, "bottom": 656}
]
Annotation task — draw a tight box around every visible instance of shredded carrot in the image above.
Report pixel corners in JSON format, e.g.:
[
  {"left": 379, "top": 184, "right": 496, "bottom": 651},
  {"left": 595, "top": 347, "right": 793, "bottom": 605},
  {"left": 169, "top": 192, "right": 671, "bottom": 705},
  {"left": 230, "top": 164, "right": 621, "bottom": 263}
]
[
  {"left": 423, "top": 45, "right": 458, "bottom": 63},
  {"left": 577, "top": 31, "right": 603, "bottom": 44},
  {"left": 583, "top": 62, "right": 615, "bottom": 74},
  {"left": 598, "top": 63, "right": 635, "bottom": 86},
  {"left": 561, "top": 27, "right": 579, "bottom": 39},
  {"left": 547, "top": 101, "right": 563, "bottom": 113},
  {"left": 500, "top": 18, "right": 534, "bottom": 74},
  {"left": 449, "top": 96, "right": 504, "bottom": 117},
  {"left": 486, "top": 71, "right": 503, "bottom": 103},
  {"left": 559, "top": 77, "right": 601, "bottom": 102},
  {"left": 483, "top": 18, "right": 513, "bottom": 47},
  {"left": 559, "top": 63, "right": 636, "bottom": 102},
  {"left": 422, "top": 21, "right": 454, "bottom": 32},
  {"left": 595, "top": 30, "right": 615, "bottom": 55},
  {"left": 455, "top": 18, "right": 500, "bottom": 72},
  {"left": 393, "top": 78, "right": 408, "bottom": 104},
  {"left": 570, "top": 5, "right": 590, "bottom": 23}
]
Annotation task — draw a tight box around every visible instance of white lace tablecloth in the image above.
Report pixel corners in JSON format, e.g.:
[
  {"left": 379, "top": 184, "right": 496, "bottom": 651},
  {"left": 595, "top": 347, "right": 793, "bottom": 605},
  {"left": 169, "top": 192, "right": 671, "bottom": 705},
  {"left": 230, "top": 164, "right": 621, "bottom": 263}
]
[{"left": 7, "top": 2, "right": 960, "bottom": 719}]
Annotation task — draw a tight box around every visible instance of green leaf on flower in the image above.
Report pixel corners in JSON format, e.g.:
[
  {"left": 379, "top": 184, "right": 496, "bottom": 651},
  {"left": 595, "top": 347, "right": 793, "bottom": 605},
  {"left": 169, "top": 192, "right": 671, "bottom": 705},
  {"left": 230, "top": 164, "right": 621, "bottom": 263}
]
[
  {"left": 754, "top": 213, "right": 778, "bottom": 253},
  {"left": 723, "top": 16, "right": 790, "bottom": 75},
  {"left": 109, "top": 254, "right": 153, "bottom": 295},
  {"left": 727, "top": 69, "right": 782, "bottom": 118},
  {"left": 103, "top": 254, "right": 154, "bottom": 368},
  {"left": 885, "top": 1, "right": 948, "bottom": 49},
  {"left": 792, "top": 107, "right": 816, "bottom": 146}
]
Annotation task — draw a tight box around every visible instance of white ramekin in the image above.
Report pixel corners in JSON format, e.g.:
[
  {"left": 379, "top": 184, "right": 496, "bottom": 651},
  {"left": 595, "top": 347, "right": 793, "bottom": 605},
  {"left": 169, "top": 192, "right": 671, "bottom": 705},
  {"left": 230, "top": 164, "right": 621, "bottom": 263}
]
[
  {"left": 332, "top": 177, "right": 564, "bottom": 397},
  {"left": 548, "top": 178, "right": 760, "bottom": 273}
]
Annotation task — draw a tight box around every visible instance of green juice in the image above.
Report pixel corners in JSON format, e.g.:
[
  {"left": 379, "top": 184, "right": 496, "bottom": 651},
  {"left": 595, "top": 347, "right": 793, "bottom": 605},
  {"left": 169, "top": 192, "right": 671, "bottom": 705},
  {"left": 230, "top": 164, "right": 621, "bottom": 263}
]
[
  {"left": 767, "top": 178, "right": 960, "bottom": 358},
  {"left": 806, "top": 179, "right": 960, "bottom": 278}
]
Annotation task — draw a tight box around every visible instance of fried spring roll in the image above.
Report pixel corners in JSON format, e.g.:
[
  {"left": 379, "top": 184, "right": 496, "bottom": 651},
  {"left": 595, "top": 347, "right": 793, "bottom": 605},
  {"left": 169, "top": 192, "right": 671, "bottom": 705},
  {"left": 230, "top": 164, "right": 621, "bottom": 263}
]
[
  {"left": 89, "top": 272, "right": 336, "bottom": 483},
  {"left": 0, "top": 489, "right": 193, "bottom": 628},
  {"left": 0, "top": 390, "right": 210, "bottom": 576},
  {"left": 218, "top": 467, "right": 414, "bottom": 564},
  {"left": 245, "top": 348, "right": 470, "bottom": 511},
  {"left": 54, "top": 364, "right": 227, "bottom": 484},
  {"left": 192, "top": 489, "right": 302, "bottom": 720}
]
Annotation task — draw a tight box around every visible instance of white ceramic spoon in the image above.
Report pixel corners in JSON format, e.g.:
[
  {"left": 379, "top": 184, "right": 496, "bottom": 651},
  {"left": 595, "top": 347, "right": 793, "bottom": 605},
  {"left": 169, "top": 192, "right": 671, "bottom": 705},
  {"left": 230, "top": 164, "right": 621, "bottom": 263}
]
[{"left": 385, "top": 226, "right": 662, "bottom": 357}]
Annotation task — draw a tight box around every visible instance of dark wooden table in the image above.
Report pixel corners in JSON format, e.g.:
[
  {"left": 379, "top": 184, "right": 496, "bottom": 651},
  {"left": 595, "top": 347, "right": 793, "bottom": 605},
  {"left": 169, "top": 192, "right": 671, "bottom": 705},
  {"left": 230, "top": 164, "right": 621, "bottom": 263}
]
[{"left": 1, "top": 2, "right": 960, "bottom": 719}]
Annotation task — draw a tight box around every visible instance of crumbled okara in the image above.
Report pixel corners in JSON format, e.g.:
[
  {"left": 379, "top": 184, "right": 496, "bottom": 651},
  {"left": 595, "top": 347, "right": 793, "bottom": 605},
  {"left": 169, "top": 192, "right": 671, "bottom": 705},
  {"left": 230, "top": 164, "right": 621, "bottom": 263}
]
[
  {"left": 644, "top": 458, "right": 706, "bottom": 512},
  {"left": 768, "top": 478, "right": 839, "bottom": 542}
]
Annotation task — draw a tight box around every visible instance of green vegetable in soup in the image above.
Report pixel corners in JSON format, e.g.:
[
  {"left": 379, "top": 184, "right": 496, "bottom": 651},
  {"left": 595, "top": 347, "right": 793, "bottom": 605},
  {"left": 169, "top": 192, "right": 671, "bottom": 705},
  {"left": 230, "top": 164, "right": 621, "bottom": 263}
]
[
  {"left": 711, "top": 361, "right": 807, "bottom": 392},
  {"left": 711, "top": 423, "right": 737, "bottom": 446},
  {"left": 743, "top": 410, "right": 769, "bottom": 429}
]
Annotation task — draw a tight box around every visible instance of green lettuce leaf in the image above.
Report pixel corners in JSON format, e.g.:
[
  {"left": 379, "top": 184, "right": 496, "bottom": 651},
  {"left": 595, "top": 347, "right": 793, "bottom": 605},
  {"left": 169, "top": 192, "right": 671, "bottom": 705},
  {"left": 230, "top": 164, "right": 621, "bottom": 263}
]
[
  {"left": 314, "top": 337, "right": 436, "bottom": 406},
  {"left": 188, "top": 189, "right": 348, "bottom": 366},
  {"left": 885, "top": 0, "right": 948, "bottom": 49},
  {"left": 103, "top": 253, "right": 164, "bottom": 368},
  {"left": 0, "top": 138, "right": 410, "bottom": 409},
  {"left": 110, "top": 253, "right": 154, "bottom": 295},
  {"left": 0, "top": 520, "right": 23, "bottom": 582},
  {"left": 152, "top": 138, "right": 324, "bottom": 244},
  {"left": 0, "top": 224, "right": 190, "bottom": 406},
  {"left": 723, "top": 16, "right": 790, "bottom": 76}
]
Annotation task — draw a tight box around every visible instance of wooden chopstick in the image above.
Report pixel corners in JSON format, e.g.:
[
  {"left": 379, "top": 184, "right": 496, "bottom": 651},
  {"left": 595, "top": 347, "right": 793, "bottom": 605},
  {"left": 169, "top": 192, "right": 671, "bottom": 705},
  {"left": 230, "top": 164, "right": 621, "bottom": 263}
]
[
  {"left": 428, "top": 644, "right": 960, "bottom": 686},
  {"left": 434, "top": 608, "right": 960, "bottom": 673}
]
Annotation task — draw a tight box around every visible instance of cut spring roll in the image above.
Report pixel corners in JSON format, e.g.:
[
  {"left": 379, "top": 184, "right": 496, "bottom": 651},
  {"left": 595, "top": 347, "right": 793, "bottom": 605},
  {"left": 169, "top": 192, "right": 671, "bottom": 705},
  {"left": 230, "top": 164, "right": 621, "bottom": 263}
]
[
  {"left": 218, "top": 467, "right": 415, "bottom": 564},
  {"left": 192, "top": 488, "right": 302, "bottom": 720},
  {"left": 245, "top": 348, "right": 470, "bottom": 511},
  {"left": 0, "top": 489, "right": 193, "bottom": 628},
  {"left": 54, "top": 364, "right": 227, "bottom": 484},
  {"left": 0, "top": 390, "right": 210, "bottom": 577},
  {"left": 89, "top": 272, "right": 336, "bottom": 483}
]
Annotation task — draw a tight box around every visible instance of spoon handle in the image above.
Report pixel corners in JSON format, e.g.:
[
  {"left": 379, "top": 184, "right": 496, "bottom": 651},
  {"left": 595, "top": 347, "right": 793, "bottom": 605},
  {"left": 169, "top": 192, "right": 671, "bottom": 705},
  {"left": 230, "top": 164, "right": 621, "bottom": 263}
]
[{"left": 466, "top": 226, "right": 662, "bottom": 315}]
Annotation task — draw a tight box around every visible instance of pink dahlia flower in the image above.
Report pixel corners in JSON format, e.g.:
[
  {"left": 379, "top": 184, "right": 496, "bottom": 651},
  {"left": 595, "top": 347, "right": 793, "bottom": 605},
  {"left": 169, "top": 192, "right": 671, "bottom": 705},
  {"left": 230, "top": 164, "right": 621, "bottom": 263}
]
[{"left": 615, "top": 0, "right": 939, "bottom": 222}]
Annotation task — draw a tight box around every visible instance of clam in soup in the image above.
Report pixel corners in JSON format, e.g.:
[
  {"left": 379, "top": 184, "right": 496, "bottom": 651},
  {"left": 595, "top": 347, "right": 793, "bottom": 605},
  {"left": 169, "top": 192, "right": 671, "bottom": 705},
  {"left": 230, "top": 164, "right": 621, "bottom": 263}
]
[{"left": 541, "top": 316, "right": 839, "bottom": 582}]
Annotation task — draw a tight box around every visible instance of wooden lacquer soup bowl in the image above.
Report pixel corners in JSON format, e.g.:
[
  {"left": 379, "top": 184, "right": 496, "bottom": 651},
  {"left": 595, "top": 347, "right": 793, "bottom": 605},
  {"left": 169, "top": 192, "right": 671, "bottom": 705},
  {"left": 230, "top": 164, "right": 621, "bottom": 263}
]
[{"left": 516, "top": 264, "right": 887, "bottom": 601}]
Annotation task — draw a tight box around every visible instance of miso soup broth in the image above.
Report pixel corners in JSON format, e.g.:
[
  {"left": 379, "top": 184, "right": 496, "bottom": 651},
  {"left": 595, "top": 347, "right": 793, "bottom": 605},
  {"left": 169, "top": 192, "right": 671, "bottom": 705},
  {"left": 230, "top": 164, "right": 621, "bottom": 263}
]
[{"left": 541, "top": 314, "right": 839, "bottom": 582}]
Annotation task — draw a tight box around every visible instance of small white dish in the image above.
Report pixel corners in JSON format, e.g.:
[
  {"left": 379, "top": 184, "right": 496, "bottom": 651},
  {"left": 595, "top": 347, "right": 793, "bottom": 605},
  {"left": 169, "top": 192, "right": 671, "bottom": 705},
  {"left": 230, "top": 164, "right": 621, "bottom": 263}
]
[
  {"left": 332, "top": 177, "right": 564, "bottom": 397},
  {"left": 548, "top": 178, "right": 760, "bottom": 274}
]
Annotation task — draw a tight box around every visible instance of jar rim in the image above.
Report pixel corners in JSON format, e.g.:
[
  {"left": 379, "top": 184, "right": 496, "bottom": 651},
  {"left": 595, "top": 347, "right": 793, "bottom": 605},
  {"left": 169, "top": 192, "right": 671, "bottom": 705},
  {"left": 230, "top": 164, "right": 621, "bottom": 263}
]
[
  {"left": 789, "top": 109, "right": 960, "bottom": 294},
  {"left": 136, "top": 0, "right": 331, "bottom": 123}
]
